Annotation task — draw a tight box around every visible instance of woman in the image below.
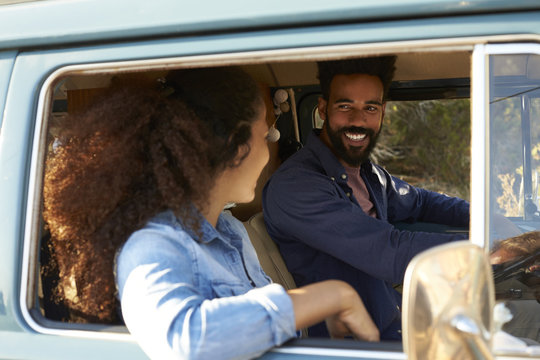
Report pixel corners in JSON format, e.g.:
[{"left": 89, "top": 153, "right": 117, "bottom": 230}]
[{"left": 43, "top": 67, "right": 378, "bottom": 360}]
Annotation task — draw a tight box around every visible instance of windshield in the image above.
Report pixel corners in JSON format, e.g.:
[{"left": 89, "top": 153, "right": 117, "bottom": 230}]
[{"left": 489, "top": 53, "right": 540, "bottom": 346}]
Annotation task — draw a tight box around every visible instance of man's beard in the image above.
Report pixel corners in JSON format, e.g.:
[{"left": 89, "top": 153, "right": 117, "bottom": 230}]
[{"left": 324, "top": 120, "right": 380, "bottom": 167}]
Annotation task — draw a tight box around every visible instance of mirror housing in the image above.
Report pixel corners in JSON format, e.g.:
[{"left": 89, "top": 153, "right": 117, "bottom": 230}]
[{"left": 402, "top": 241, "right": 495, "bottom": 360}]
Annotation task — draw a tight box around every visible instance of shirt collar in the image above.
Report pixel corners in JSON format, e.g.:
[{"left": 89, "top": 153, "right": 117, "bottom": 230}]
[{"left": 169, "top": 208, "right": 238, "bottom": 244}]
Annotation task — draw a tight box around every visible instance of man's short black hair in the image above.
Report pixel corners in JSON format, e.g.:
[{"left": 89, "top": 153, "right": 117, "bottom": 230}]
[{"left": 317, "top": 56, "right": 397, "bottom": 100}]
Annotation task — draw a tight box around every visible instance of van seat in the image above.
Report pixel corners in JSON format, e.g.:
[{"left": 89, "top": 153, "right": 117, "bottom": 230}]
[{"left": 243, "top": 212, "right": 297, "bottom": 290}]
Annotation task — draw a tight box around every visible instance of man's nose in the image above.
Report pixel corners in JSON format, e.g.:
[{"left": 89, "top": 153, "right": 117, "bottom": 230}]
[{"left": 348, "top": 109, "right": 367, "bottom": 125}]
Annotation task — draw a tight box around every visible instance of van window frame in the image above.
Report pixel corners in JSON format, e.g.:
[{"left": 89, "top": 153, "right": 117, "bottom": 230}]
[{"left": 17, "top": 37, "right": 537, "bottom": 357}]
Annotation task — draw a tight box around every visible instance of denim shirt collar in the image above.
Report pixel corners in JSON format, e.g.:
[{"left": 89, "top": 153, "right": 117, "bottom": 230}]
[
  {"left": 171, "top": 209, "right": 240, "bottom": 245},
  {"left": 305, "top": 129, "right": 374, "bottom": 180}
]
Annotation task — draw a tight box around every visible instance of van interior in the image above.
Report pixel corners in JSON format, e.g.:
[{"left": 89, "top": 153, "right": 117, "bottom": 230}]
[{"left": 39, "top": 51, "right": 470, "bottom": 313}]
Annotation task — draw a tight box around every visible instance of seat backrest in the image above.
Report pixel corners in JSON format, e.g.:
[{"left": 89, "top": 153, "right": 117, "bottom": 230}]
[{"left": 243, "top": 212, "right": 297, "bottom": 290}]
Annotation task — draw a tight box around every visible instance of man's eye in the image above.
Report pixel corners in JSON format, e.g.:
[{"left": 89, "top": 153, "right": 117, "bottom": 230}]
[
  {"left": 337, "top": 104, "right": 351, "bottom": 110},
  {"left": 366, "top": 106, "right": 378, "bottom": 112}
]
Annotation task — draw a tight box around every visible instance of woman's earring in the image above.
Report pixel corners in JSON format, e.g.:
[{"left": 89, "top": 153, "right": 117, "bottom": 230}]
[{"left": 267, "top": 124, "right": 280, "bottom": 142}]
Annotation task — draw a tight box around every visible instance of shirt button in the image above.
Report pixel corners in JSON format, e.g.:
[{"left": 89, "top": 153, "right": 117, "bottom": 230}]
[
  {"left": 330, "top": 177, "right": 335, "bottom": 181},
  {"left": 341, "top": 174, "right": 347, "bottom": 180}
]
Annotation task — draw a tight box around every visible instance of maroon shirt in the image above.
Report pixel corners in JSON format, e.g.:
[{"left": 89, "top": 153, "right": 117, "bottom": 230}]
[{"left": 344, "top": 165, "right": 377, "bottom": 218}]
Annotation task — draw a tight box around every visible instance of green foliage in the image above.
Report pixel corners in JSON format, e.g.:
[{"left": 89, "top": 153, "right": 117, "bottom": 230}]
[{"left": 376, "top": 99, "right": 471, "bottom": 201}]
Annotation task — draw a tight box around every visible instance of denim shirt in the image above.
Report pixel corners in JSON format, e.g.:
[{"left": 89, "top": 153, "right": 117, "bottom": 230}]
[
  {"left": 115, "top": 210, "right": 296, "bottom": 360},
  {"left": 263, "top": 130, "right": 469, "bottom": 340}
]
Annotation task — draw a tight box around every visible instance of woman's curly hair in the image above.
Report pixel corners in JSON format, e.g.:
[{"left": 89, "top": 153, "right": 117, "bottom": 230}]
[{"left": 42, "top": 67, "right": 263, "bottom": 323}]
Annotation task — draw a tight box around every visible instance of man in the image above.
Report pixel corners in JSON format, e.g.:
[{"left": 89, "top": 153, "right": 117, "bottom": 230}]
[{"left": 262, "top": 56, "right": 469, "bottom": 340}]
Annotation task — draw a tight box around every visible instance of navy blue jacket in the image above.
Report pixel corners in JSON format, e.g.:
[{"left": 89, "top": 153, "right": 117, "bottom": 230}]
[{"left": 262, "top": 130, "right": 469, "bottom": 340}]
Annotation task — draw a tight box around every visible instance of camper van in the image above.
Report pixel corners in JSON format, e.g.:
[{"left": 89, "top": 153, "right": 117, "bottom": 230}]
[{"left": 1, "top": 0, "right": 540, "bottom": 358}]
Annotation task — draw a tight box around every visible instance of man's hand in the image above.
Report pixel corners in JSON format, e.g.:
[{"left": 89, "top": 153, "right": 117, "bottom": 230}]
[{"left": 490, "top": 229, "right": 540, "bottom": 264}]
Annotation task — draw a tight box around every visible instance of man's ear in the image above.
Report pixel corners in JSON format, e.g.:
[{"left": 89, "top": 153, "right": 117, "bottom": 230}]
[
  {"left": 317, "top": 97, "right": 328, "bottom": 120},
  {"left": 381, "top": 102, "right": 387, "bottom": 120}
]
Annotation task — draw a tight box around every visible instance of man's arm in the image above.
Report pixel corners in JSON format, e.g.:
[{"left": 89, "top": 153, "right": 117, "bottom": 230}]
[
  {"left": 263, "top": 168, "right": 466, "bottom": 285},
  {"left": 381, "top": 167, "right": 470, "bottom": 227}
]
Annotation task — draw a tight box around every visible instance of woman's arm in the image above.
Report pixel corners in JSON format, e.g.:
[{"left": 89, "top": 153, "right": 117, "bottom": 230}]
[{"left": 288, "top": 280, "right": 380, "bottom": 341}]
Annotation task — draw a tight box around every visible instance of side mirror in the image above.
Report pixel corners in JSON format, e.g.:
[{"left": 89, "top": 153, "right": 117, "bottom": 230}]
[{"left": 402, "top": 241, "right": 495, "bottom": 360}]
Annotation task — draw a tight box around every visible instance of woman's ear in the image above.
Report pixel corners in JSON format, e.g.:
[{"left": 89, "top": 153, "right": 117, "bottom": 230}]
[{"left": 231, "top": 143, "right": 250, "bottom": 167}]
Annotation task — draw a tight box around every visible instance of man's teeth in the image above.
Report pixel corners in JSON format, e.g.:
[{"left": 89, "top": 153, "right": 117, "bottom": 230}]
[{"left": 345, "top": 132, "right": 366, "bottom": 141}]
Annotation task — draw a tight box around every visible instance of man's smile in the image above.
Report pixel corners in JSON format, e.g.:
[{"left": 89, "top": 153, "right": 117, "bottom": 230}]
[
  {"left": 342, "top": 128, "right": 371, "bottom": 148},
  {"left": 344, "top": 131, "right": 367, "bottom": 142}
]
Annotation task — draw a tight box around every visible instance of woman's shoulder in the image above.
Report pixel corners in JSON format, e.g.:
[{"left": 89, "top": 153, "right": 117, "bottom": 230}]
[
  {"left": 115, "top": 211, "right": 199, "bottom": 287},
  {"left": 119, "top": 211, "right": 194, "bottom": 260}
]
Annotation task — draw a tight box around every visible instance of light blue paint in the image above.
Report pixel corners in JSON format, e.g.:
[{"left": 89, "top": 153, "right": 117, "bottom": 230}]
[
  {"left": 0, "top": 0, "right": 539, "bottom": 50},
  {"left": 0, "top": 1, "right": 538, "bottom": 359}
]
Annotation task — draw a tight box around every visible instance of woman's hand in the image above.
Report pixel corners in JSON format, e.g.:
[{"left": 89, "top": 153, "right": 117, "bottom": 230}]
[
  {"left": 288, "top": 280, "right": 380, "bottom": 342},
  {"left": 324, "top": 287, "right": 380, "bottom": 341}
]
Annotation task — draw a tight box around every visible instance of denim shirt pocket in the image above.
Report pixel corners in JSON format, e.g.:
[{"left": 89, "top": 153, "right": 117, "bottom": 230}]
[{"left": 211, "top": 281, "right": 252, "bottom": 297}]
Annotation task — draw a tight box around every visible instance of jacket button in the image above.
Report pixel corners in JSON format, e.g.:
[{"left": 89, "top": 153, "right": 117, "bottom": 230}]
[
  {"left": 330, "top": 177, "right": 335, "bottom": 181},
  {"left": 341, "top": 174, "right": 347, "bottom": 179},
  {"left": 346, "top": 192, "right": 351, "bottom": 197}
]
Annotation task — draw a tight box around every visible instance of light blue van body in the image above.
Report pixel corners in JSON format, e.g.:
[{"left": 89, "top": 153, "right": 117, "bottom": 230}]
[{"left": 1, "top": 1, "right": 540, "bottom": 359}]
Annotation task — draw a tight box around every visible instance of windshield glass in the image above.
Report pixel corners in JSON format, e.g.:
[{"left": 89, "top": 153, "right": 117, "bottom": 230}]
[{"left": 489, "top": 53, "right": 540, "bottom": 346}]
